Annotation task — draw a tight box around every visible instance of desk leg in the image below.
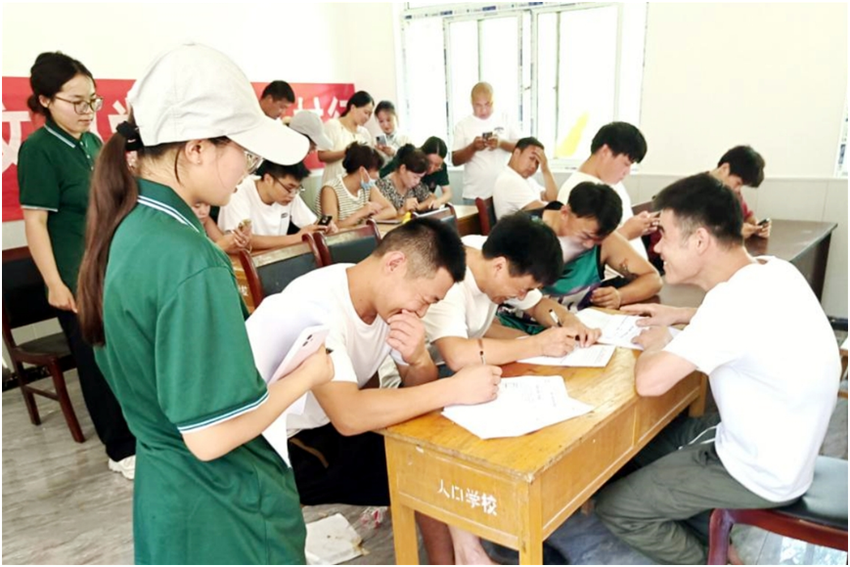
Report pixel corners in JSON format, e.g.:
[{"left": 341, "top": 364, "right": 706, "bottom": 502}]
[
  {"left": 688, "top": 373, "right": 708, "bottom": 417},
  {"left": 518, "top": 482, "right": 544, "bottom": 565},
  {"left": 390, "top": 498, "right": 419, "bottom": 565}
]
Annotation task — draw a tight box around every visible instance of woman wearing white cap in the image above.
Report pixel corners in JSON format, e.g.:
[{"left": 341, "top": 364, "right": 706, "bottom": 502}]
[{"left": 77, "top": 44, "right": 332, "bottom": 564}]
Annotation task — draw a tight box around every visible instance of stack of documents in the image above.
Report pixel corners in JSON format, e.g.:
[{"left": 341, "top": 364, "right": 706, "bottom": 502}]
[
  {"left": 575, "top": 308, "right": 680, "bottom": 350},
  {"left": 442, "top": 376, "right": 593, "bottom": 439}
]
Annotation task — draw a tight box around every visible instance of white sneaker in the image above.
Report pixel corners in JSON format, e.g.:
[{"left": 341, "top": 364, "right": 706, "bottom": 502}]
[{"left": 108, "top": 455, "right": 136, "bottom": 480}]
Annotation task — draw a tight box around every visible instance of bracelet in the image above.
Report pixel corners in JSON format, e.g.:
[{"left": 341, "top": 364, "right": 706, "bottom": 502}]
[{"left": 477, "top": 338, "right": 486, "bottom": 365}]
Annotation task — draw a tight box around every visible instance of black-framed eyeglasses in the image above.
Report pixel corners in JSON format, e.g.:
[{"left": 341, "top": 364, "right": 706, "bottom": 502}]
[
  {"left": 274, "top": 178, "right": 305, "bottom": 195},
  {"left": 53, "top": 95, "right": 104, "bottom": 115}
]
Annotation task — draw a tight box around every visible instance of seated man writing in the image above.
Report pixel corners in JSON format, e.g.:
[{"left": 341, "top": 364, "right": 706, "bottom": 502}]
[
  {"left": 594, "top": 173, "right": 839, "bottom": 565},
  {"left": 498, "top": 182, "right": 662, "bottom": 333},
  {"left": 423, "top": 213, "right": 601, "bottom": 373},
  {"left": 246, "top": 218, "right": 504, "bottom": 565}
]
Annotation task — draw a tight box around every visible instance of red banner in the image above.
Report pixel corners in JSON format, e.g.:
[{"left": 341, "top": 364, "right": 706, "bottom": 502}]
[{"left": 2, "top": 78, "right": 354, "bottom": 222}]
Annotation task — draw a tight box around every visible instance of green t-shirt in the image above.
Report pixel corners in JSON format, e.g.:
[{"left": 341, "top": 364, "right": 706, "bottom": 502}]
[
  {"left": 17, "top": 118, "right": 102, "bottom": 294},
  {"left": 380, "top": 156, "right": 450, "bottom": 193},
  {"left": 94, "top": 179, "right": 306, "bottom": 565}
]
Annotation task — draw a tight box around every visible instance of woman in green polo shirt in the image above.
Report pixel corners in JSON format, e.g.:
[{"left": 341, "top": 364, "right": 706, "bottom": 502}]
[
  {"left": 76, "top": 44, "right": 333, "bottom": 564},
  {"left": 18, "top": 52, "right": 137, "bottom": 478}
]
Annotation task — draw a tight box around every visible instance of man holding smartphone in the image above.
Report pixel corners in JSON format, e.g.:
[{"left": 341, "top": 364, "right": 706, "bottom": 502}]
[
  {"left": 218, "top": 160, "right": 339, "bottom": 251},
  {"left": 709, "top": 145, "right": 770, "bottom": 239}
]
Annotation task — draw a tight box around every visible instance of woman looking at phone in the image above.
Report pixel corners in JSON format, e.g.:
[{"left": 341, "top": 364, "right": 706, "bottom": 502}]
[
  {"left": 317, "top": 90, "right": 374, "bottom": 186},
  {"left": 218, "top": 159, "right": 338, "bottom": 251},
  {"left": 375, "top": 144, "right": 436, "bottom": 213}
]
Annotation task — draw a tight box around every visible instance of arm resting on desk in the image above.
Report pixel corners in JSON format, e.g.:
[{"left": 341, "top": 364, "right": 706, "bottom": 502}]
[{"left": 632, "top": 327, "right": 697, "bottom": 397}]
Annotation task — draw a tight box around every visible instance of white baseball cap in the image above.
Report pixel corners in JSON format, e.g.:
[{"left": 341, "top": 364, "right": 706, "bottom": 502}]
[
  {"left": 128, "top": 43, "right": 308, "bottom": 165},
  {"left": 289, "top": 111, "right": 333, "bottom": 151}
]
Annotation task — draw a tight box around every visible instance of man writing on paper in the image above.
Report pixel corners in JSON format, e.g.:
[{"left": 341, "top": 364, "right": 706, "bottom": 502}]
[
  {"left": 246, "top": 218, "right": 505, "bottom": 565},
  {"left": 594, "top": 173, "right": 839, "bottom": 564},
  {"left": 423, "top": 213, "right": 601, "bottom": 374}
]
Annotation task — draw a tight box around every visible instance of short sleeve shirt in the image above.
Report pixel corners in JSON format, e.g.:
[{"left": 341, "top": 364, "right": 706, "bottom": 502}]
[
  {"left": 17, "top": 118, "right": 102, "bottom": 294},
  {"left": 452, "top": 112, "right": 522, "bottom": 199},
  {"left": 320, "top": 118, "right": 372, "bottom": 186},
  {"left": 375, "top": 176, "right": 432, "bottom": 210},
  {"left": 218, "top": 175, "right": 317, "bottom": 235},
  {"left": 380, "top": 157, "right": 450, "bottom": 193},
  {"left": 492, "top": 165, "right": 545, "bottom": 219},
  {"left": 94, "top": 179, "right": 306, "bottom": 564}
]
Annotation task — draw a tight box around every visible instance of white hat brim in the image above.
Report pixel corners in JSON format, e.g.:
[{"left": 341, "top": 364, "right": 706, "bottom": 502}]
[{"left": 230, "top": 117, "right": 309, "bottom": 166}]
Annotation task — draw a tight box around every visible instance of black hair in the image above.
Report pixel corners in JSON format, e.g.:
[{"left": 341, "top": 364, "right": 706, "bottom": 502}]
[
  {"left": 514, "top": 136, "right": 545, "bottom": 153},
  {"left": 257, "top": 160, "right": 310, "bottom": 182},
  {"left": 375, "top": 100, "right": 397, "bottom": 117},
  {"left": 395, "top": 144, "right": 429, "bottom": 175},
  {"left": 420, "top": 136, "right": 448, "bottom": 159},
  {"left": 27, "top": 51, "right": 95, "bottom": 117},
  {"left": 653, "top": 172, "right": 743, "bottom": 247},
  {"left": 717, "top": 145, "right": 765, "bottom": 188},
  {"left": 261, "top": 81, "right": 295, "bottom": 103},
  {"left": 341, "top": 91, "right": 374, "bottom": 117},
  {"left": 342, "top": 142, "right": 383, "bottom": 173},
  {"left": 591, "top": 122, "right": 647, "bottom": 163},
  {"left": 483, "top": 213, "right": 563, "bottom": 286},
  {"left": 567, "top": 182, "right": 623, "bottom": 238},
  {"left": 374, "top": 217, "right": 466, "bottom": 282}
]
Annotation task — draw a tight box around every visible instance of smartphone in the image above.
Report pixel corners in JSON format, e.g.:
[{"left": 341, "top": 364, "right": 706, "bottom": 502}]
[
  {"left": 237, "top": 218, "right": 252, "bottom": 231},
  {"left": 758, "top": 218, "right": 771, "bottom": 226},
  {"left": 482, "top": 131, "right": 493, "bottom": 140},
  {"left": 376, "top": 134, "right": 387, "bottom": 146},
  {"left": 317, "top": 215, "right": 333, "bottom": 226}
]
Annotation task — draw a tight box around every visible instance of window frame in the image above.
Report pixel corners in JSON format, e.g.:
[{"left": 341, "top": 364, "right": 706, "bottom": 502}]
[{"left": 399, "top": 1, "right": 647, "bottom": 169}]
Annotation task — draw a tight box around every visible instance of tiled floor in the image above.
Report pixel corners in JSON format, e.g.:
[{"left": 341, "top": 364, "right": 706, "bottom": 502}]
[{"left": 3, "top": 372, "right": 847, "bottom": 565}]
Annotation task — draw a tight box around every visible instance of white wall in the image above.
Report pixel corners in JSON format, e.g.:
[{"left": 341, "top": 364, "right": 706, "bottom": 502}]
[
  {"left": 2, "top": 2, "right": 847, "bottom": 317},
  {"left": 640, "top": 3, "right": 847, "bottom": 177}
]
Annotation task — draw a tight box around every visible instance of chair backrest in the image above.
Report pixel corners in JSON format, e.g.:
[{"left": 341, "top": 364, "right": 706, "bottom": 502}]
[
  {"left": 412, "top": 203, "right": 459, "bottom": 233},
  {"left": 237, "top": 237, "right": 322, "bottom": 307},
  {"left": 313, "top": 220, "right": 382, "bottom": 266},
  {"left": 2, "top": 247, "right": 59, "bottom": 348},
  {"left": 475, "top": 197, "right": 497, "bottom": 235}
]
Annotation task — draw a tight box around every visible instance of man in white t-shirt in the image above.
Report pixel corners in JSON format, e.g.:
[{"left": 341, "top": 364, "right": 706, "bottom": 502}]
[
  {"left": 558, "top": 122, "right": 656, "bottom": 261},
  {"left": 218, "top": 161, "right": 338, "bottom": 250},
  {"left": 452, "top": 82, "right": 522, "bottom": 203},
  {"left": 246, "top": 218, "right": 504, "bottom": 565},
  {"left": 594, "top": 173, "right": 839, "bottom": 565},
  {"left": 423, "top": 213, "right": 600, "bottom": 372},
  {"left": 492, "top": 136, "right": 558, "bottom": 219}
]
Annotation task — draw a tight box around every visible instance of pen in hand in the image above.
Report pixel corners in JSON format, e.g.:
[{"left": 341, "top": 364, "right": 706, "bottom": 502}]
[{"left": 548, "top": 309, "right": 563, "bottom": 327}]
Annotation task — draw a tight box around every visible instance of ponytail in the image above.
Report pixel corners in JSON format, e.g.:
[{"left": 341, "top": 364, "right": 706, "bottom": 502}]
[{"left": 77, "top": 123, "right": 139, "bottom": 345}]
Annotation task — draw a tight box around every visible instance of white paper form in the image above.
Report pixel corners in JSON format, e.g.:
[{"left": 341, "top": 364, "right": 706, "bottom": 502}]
[
  {"left": 519, "top": 344, "right": 616, "bottom": 367},
  {"left": 442, "top": 376, "right": 593, "bottom": 439},
  {"left": 576, "top": 308, "right": 680, "bottom": 350}
]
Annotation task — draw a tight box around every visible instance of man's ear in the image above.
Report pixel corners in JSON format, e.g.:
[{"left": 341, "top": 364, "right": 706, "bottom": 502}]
[
  {"left": 383, "top": 250, "right": 407, "bottom": 274},
  {"left": 692, "top": 226, "right": 712, "bottom": 254}
]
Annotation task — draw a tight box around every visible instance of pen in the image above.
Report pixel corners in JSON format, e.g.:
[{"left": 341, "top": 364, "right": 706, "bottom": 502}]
[
  {"left": 549, "top": 309, "right": 563, "bottom": 328},
  {"left": 477, "top": 338, "right": 486, "bottom": 365}
]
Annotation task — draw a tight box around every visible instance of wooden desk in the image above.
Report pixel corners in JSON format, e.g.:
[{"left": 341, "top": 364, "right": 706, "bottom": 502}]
[
  {"left": 375, "top": 204, "right": 481, "bottom": 237},
  {"left": 659, "top": 219, "right": 837, "bottom": 308},
  {"left": 384, "top": 349, "right": 706, "bottom": 564},
  {"left": 230, "top": 253, "right": 255, "bottom": 312}
]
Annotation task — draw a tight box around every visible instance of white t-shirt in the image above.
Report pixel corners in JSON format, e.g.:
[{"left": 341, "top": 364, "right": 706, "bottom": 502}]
[
  {"left": 422, "top": 235, "right": 542, "bottom": 365},
  {"left": 321, "top": 118, "right": 372, "bottom": 186},
  {"left": 452, "top": 112, "right": 522, "bottom": 200},
  {"left": 218, "top": 176, "right": 317, "bottom": 235},
  {"left": 664, "top": 257, "right": 839, "bottom": 502},
  {"left": 246, "top": 264, "right": 405, "bottom": 436},
  {"left": 492, "top": 165, "right": 545, "bottom": 219},
  {"left": 557, "top": 171, "right": 647, "bottom": 259}
]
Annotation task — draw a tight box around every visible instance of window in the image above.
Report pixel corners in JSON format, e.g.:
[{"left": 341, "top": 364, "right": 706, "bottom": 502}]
[{"left": 399, "top": 2, "right": 647, "bottom": 167}]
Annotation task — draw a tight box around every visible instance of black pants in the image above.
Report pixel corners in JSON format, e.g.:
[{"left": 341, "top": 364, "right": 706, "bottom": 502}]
[
  {"left": 288, "top": 423, "right": 389, "bottom": 506},
  {"left": 57, "top": 310, "right": 135, "bottom": 461}
]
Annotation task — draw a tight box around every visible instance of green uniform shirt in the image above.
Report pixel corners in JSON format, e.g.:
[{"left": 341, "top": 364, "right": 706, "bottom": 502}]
[
  {"left": 380, "top": 156, "right": 451, "bottom": 193},
  {"left": 17, "top": 118, "right": 102, "bottom": 294},
  {"left": 94, "top": 179, "right": 306, "bottom": 565}
]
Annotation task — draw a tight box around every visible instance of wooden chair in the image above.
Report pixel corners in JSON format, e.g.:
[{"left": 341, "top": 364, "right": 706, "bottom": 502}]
[
  {"left": 707, "top": 456, "right": 848, "bottom": 564},
  {"left": 474, "top": 197, "right": 497, "bottom": 235},
  {"left": 313, "top": 220, "right": 382, "bottom": 266},
  {"left": 413, "top": 203, "right": 459, "bottom": 232},
  {"left": 1, "top": 247, "right": 84, "bottom": 442},
  {"left": 237, "top": 236, "right": 322, "bottom": 308}
]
